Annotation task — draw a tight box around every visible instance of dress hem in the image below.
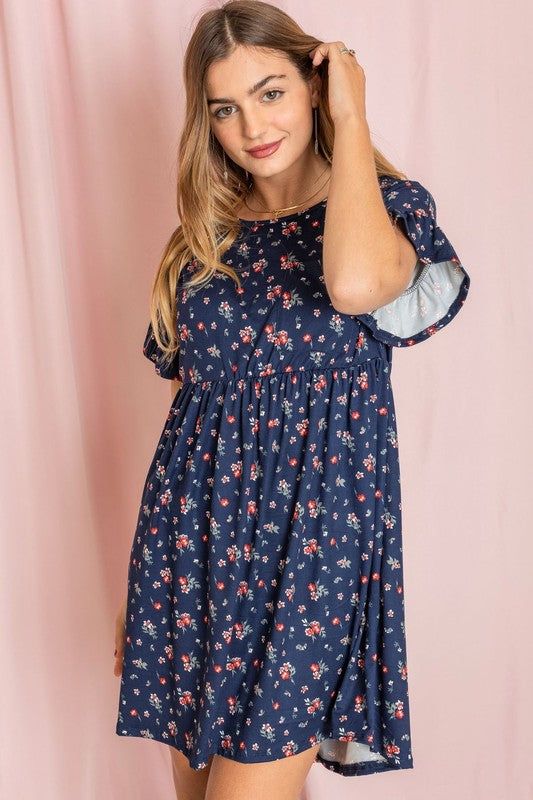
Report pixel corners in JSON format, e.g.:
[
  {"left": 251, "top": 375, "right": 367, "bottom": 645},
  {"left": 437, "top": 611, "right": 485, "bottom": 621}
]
[{"left": 115, "top": 719, "right": 413, "bottom": 778}]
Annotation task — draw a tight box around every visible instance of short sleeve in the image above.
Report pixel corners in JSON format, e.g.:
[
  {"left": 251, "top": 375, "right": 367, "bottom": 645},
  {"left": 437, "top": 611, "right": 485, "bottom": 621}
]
[
  {"left": 142, "top": 320, "right": 181, "bottom": 380},
  {"left": 355, "top": 177, "right": 471, "bottom": 347}
]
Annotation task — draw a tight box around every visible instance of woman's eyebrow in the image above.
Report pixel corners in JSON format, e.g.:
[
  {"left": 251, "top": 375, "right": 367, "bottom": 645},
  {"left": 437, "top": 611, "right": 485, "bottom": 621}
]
[{"left": 207, "top": 74, "right": 288, "bottom": 106}]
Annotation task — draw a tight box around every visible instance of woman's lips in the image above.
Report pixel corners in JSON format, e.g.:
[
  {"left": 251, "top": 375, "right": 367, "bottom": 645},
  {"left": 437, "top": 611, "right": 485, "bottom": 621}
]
[{"left": 246, "top": 139, "right": 282, "bottom": 158}]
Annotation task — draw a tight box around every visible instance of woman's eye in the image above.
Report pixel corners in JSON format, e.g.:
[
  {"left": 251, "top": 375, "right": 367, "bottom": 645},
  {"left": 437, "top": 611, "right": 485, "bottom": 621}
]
[
  {"left": 214, "top": 90, "right": 284, "bottom": 118},
  {"left": 264, "top": 89, "right": 283, "bottom": 101}
]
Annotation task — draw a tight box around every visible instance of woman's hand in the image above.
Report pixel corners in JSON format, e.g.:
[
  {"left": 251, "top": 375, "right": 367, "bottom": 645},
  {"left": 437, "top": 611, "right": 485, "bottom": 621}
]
[
  {"left": 113, "top": 594, "right": 127, "bottom": 677},
  {"left": 308, "top": 41, "right": 367, "bottom": 127}
]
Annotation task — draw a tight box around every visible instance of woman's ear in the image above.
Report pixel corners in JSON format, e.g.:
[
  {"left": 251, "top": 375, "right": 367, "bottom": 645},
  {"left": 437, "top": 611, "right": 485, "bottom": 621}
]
[{"left": 309, "top": 68, "right": 322, "bottom": 106}]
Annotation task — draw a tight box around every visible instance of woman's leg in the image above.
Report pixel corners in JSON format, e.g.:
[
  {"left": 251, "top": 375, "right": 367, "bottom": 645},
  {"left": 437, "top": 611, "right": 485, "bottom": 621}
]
[
  {"left": 170, "top": 748, "right": 214, "bottom": 800},
  {"left": 204, "top": 742, "right": 321, "bottom": 800}
]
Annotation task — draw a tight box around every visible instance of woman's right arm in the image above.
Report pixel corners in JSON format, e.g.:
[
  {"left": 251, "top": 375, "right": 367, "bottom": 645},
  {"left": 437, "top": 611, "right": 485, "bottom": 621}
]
[
  {"left": 171, "top": 377, "right": 183, "bottom": 401},
  {"left": 114, "top": 379, "right": 183, "bottom": 678}
]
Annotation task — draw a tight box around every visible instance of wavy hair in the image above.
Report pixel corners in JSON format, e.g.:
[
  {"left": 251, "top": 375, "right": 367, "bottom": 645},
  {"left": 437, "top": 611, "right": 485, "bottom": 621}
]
[{"left": 148, "top": 0, "right": 407, "bottom": 371}]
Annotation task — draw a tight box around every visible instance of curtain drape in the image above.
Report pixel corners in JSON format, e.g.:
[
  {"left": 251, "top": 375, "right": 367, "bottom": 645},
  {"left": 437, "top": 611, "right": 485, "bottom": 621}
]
[{"left": 1, "top": 1, "right": 531, "bottom": 798}]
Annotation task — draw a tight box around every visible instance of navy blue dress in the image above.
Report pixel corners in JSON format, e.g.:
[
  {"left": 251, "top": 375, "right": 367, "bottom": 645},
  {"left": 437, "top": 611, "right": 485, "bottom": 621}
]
[{"left": 116, "top": 176, "right": 470, "bottom": 776}]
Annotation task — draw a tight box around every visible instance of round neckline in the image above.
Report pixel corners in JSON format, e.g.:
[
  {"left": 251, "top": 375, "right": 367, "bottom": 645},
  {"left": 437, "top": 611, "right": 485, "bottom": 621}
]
[{"left": 237, "top": 196, "right": 328, "bottom": 225}]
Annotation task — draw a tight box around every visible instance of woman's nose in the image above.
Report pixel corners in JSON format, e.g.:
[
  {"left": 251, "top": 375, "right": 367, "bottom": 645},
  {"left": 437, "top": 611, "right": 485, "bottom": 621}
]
[{"left": 241, "top": 111, "right": 267, "bottom": 140}]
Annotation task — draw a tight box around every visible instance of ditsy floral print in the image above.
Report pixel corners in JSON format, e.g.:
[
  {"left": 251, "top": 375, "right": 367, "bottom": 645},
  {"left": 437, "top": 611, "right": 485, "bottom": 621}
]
[{"left": 115, "top": 176, "right": 470, "bottom": 776}]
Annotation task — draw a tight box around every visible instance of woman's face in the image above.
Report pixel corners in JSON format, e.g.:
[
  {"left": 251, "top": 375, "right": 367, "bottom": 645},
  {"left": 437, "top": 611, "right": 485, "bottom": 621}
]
[{"left": 205, "top": 45, "right": 319, "bottom": 179}]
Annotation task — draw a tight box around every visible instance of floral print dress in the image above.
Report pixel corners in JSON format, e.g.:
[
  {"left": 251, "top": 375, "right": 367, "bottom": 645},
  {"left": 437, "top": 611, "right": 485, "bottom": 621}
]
[{"left": 115, "top": 175, "right": 470, "bottom": 777}]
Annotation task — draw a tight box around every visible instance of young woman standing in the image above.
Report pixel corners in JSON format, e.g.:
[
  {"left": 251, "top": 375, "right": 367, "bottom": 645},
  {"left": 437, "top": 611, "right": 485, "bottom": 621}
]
[{"left": 113, "top": 3, "right": 470, "bottom": 798}]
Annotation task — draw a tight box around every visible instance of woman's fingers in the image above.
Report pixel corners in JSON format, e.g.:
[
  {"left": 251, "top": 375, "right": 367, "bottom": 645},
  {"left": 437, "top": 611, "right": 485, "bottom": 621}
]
[
  {"left": 308, "top": 40, "right": 366, "bottom": 125},
  {"left": 113, "top": 596, "right": 127, "bottom": 677},
  {"left": 308, "top": 40, "right": 352, "bottom": 66}
]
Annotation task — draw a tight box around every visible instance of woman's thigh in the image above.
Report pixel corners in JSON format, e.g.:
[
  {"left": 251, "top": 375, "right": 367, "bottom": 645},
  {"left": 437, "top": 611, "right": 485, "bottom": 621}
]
[
  {"left": 169, "top": 747, "right": 214, "bottom": 800},
  {"left": 204, "top": 742, "right": 321, "bottom": 800}
]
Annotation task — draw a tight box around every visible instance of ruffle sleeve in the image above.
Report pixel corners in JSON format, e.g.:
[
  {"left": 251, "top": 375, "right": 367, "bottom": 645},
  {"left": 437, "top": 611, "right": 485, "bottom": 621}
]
[
  {"left": 355, "top": 176, "right": 470, "bottom": 347},
  {"left": 142, "top": 321, "right": 181, "bottom": 380}
]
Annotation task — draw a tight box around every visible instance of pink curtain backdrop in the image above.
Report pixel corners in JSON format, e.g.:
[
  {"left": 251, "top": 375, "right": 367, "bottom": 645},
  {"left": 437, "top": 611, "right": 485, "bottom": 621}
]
[{"left": 1, "top": 1, "right": 530, "bottom": 798}]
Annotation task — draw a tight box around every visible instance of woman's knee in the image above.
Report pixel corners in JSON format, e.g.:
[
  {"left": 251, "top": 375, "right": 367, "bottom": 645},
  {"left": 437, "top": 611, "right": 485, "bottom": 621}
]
[
  {"left": 169, "top": 747, "right": 214, "bottom": 800},
  {"left": 204, "top": 743, "right": 321, "bottom": 800}
]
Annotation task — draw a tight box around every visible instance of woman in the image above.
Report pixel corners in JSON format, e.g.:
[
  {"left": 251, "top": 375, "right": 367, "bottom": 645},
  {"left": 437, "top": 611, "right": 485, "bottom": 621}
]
[{"left": 113, "top": 2, "right": 470, "bottom": 798}]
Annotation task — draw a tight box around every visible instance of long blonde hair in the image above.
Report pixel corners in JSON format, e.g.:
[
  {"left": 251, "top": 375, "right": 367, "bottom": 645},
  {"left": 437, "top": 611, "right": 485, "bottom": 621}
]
[{"left": 149, "top": 0, "right": 406, "bottom": 371}]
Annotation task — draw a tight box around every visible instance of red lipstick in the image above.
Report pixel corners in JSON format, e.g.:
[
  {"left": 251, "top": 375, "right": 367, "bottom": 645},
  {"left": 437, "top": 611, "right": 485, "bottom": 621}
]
[{"left": 246, "top": 139, "right": 283, "bottom": 158}]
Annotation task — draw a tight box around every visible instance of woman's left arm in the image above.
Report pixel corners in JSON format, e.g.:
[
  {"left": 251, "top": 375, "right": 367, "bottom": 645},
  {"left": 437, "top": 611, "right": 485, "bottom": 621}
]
[{"left": 310, "top": 42, "right": 416, "bottom": 314}]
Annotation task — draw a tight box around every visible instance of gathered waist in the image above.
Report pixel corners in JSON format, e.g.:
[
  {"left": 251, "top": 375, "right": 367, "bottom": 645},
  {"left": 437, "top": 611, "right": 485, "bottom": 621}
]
[{"left": 179, "top": 355, "right": 389, "bottom": 389}]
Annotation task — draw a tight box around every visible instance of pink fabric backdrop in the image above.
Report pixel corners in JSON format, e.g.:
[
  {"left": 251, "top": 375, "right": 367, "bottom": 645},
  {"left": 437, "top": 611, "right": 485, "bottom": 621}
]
[{"left": 1, "top": 1, "right": 531, "bottom": 798}]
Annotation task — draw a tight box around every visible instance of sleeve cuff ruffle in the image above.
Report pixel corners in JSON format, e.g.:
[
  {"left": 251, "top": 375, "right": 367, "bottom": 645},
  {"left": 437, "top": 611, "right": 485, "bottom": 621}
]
[{"left": 356, "top": 177, "right": 471, "bottom": 347}]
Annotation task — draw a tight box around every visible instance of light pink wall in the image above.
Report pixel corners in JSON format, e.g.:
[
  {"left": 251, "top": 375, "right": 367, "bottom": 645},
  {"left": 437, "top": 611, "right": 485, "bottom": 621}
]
[{"left": 1, "top": 1, "right": 530, "bottom": 798}]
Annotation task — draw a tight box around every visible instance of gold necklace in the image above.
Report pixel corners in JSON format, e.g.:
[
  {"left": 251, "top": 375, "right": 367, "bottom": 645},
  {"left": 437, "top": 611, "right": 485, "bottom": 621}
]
[{"left": 244, "top": 165, "right": 331, "bottom": 220}]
